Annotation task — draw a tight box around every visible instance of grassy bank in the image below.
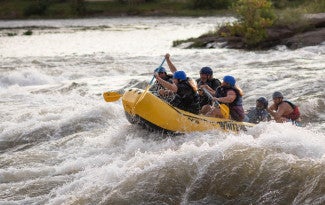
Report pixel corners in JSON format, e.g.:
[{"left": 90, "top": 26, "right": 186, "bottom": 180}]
[
  {"left": 2, "top": 0, "right": 323, "bottom": 20},
  {"left": 0, "top": 0, "right": 231, "bottom": 20}
]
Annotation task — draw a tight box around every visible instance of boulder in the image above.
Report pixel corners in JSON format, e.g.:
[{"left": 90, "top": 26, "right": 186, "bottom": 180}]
[{"left": 185, "top": 13, "right": 325, "bottom": 50}]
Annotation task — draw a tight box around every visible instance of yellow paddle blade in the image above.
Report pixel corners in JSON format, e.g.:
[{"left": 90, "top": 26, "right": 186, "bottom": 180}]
[
  {"left": 219, "top": 104, "right": 230, "bottom": 119},
  {"left": 103, "top": 91, "right": 122, "bottom": 102}
]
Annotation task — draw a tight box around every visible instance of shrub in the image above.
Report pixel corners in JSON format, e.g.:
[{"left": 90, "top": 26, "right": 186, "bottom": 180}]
[
  {"left": 274, "top": 7, "right": 307, "bottom": 27},
  {"left": 7, "top": 33, "right": 17, "bottom": 37},
  {"left": 23, "top": 30, "right": 33, "bottom": 35},
  {"left": 304, "top": 0, "right": 325, "bottom": 13},
  {"left": 228, "top": 0, "right": 276, "bottom": 47}
]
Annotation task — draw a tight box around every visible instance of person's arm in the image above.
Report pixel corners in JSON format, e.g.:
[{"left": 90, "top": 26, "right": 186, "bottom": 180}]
[
  {"left": 214, "top": 90, "right": 236, "bottom": 103},
  {"left": 200, "top": 84, "right": 215, "bottom": 96},
  {"left": 267, "top": 103, "right": 286, "bottom": 122},
  {"left": 155, "top": 73, "right": 177, "bottom": 92},
  {"left": 267, "top": 103, "right": 277, "bottom": 112},
  {"left": 165, "top": 53, "right": 177, "bottom": 73}
]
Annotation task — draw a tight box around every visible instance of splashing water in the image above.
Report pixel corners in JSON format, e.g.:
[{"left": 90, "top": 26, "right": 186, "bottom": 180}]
[{"left": 0, "top": 17, "right": 324, "bottom": 204}]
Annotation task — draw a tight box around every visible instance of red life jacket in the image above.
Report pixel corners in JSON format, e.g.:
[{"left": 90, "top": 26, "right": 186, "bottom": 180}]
[{"left": 281, "top": 101, "right": 300, "bottom": 120}]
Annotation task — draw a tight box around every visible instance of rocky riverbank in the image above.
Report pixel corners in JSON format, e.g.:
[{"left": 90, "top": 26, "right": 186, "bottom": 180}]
[{"left": 182, "top": 13, "right": 325, "bottom": 50}]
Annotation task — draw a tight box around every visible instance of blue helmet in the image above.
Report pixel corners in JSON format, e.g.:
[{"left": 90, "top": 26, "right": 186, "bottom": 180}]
[
  {"left": 272, "top": 91, "right": 283, "bottom": 99},
  {"left": 257, "top": 97, "right": 268, "bottom": 109},
  {"left": 157, "top": 67, "right": 166, "bottom": 73},
  {"left": 200, "top": 67, "right": 213, "bottom": 75},
  {"left": 173, "top": 71, "right": 187, "bottom": 80},
  {"left": 223, "top": 75, "right": 236, "bottom": 86}
]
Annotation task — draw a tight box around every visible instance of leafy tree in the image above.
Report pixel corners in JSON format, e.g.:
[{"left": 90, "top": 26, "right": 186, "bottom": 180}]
[{"left": 229, "top": 0, "right": 276, "bottom": 47}]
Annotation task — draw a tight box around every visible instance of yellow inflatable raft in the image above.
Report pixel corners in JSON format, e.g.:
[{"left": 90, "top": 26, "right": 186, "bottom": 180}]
[{"left": 121, "top": 88, "right": 255, "bottom": 134}]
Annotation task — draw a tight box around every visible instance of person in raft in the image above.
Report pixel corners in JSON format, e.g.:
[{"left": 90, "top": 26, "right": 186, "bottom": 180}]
[
  {"left": 164, "top": 53, "right": 221, "bottom": 109},
  {"left": 196, "top": 66, "right": 221, "bottom": 108},
  {"left": 267, "top": 91, "right": 301, "bottom": 124},
  {"left": 150, "top": 66, "right": 173, "bottom": 99},
  {"left": 154, "top": 70, "right": 200, "bottom": 114},
  {"left": 200, "top": 75, "right": 245, "bottom": 122},
  {"left": 244, "top": 97, "right": 271, "bottom": 124}
]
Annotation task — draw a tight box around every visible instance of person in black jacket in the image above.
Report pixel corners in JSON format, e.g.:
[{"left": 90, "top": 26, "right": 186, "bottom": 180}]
[
  {"left": 196, "top": 66, "right": 221, "bottom": 108},
  {"left": 154, "top": 70, "right": 200, "bottom": 114},
  {"left": 201, "top": 75, "right": 245, "bottom": 121},
  {"left": 164, "top": 53, "right": 221, "bottom": 109}
]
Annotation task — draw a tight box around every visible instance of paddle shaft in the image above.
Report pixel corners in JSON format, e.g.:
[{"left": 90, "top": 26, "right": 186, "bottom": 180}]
[
  {"left": 134, "top": 58, "right": 166, "bottom": 107},
  {"left": 103, "top": 58, "right": 166, "bottom": 103},
  {"left": 202, "top": 87, "right": 221, "bottom": 107},
  {"left": 150, "top": 58, "right": 166, "bottom": 84}
]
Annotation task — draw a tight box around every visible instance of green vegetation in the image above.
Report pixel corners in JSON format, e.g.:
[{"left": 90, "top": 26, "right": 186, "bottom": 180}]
[
  {"left": 274, "top": 0, "right": 325, "bottom": 27},
  {"left": 1, "top": 0, "right": 323, "bottom": 48},
  {"left": 227, "top": 0, "right": 276, "bottom": 47},
  {"left": 171, "top": 0, "right": 324, "bottom": 49},
  {"left": 6, "top": 32, "right": 18, "bottom": 37},
  {"left": 23, "top": 30, "right": 33, "bottom": 35},
  {"left": 0, "top": 0, "right": 232, "bottom": 19},
  {"left": 0, "top": 0, "right": 322, "bottom": 19},
  {"left": 188, "top": 0, "right": 232, "bottom": 9},
  {"left": 220, "top": 0, "right": 323, "bottom": 47}
]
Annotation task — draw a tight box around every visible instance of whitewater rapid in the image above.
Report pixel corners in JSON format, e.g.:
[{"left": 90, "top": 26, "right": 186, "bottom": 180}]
[{"left": 0, "top": 17, "right": 324, "bottom": 204}]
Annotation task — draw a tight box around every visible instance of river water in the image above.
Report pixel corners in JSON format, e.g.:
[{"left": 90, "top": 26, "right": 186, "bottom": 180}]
[{"left": 0, "top": 17, "right": 324, "bottom": 204}]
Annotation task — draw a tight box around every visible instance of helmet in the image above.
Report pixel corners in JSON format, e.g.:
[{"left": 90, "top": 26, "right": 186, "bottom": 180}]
[
  {"left": 157, "top": 67, "right": 166, "bottom": 73},
  {"left": 173, "top": 71, "right": 187, "bottom": 80},
  {"left": 257, "top": 97, "right": 268, "bottom": 109},
  {"left": 223, "top": 75, "right": 236, "bottom": 86},
  {"left": 200, "top": 67, "right": 213, "bottom": 75},
  {"left": 272, "top": 91, "right": 283, "bottom": 99}
]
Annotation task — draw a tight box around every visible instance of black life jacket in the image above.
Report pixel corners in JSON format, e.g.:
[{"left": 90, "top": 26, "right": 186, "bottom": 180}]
[
  {"left": 196, "top": 78, "right": 221, "bottom": 107},
  {"left": 215, "top": 86, "right": 243, "bottom": 107},
  {"left": 171, "top": 78, "right": 200, "bottom": 114},
  {"left": 196, "top": 78, "right": 221, "bottom": 90}
]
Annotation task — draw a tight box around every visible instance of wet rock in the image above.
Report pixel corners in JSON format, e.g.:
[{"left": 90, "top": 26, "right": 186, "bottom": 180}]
[
  {"left": 185, "top": 13, "right": 325, "bottom": 50},
  {"left": 283, "top": 28, "right": 325, "bottom": 49}
]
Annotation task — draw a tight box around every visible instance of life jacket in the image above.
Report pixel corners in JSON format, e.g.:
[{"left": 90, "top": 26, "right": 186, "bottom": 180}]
[
  {"left": 196, "top": 78, "right": 221, "bottom": 107},
  {"left": 196, "top": 78, "right": 221, "bottom": 90},
  {"left": 171, "top": 78, "right": 200, "bottom": 114},
  {"left": 279, "top": 100, "right": 300, "bottom": 121},
  {"left": 215, "top": 86, "right": 245, "bottom": 121},
  {"left": 216, "top": 86, "right": 243, "bottom": 106}
]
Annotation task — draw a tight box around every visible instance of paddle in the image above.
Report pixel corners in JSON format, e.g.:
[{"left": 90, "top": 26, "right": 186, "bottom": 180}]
[
  {"left": 103, "top": 91, "right": 122, "bottom": 102},
  {"left": 134, "top": 58, "right": 166, "bottom": 107},
  {"left": 202, "top": 87, "right": 230, "bottom": 119},
  {"left": 102, "top": 58, "right": 166, "bottom": 103}
]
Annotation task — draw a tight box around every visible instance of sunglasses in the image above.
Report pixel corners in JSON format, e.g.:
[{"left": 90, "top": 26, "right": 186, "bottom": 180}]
[{"left": 158, "top": 72, "right": 165, "bottom": 74}]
